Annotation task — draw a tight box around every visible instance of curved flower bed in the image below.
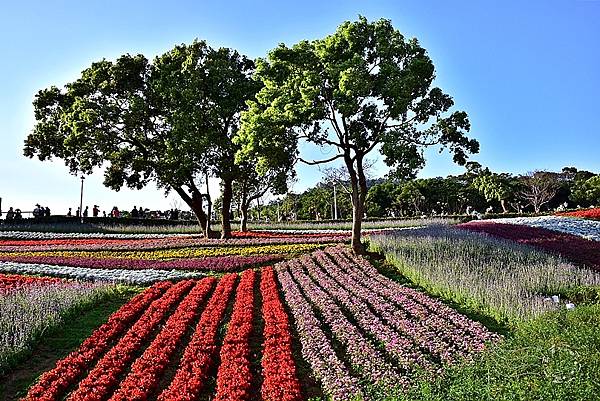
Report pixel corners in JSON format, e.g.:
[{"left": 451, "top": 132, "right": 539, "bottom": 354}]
[
  {"left": 0, "top": 261, "right": 204, "bottom": 284},
  {"left": 276, "top": 246, "right": 500, "bottom": 399},
  {"left": 0, "top": 234, "right": 347, "bottom": 252},
  {"left": 483, "top": 215, "right": 600, "bottom": 242},
  {"left": 460, "top": 221, "right": 600, "bottom": 271},
  {"left": 559, "top": 207, "right": 600, "bottom": 220},
  {"left": 0, "top": 273, "right": 62, "bottom": 293},
  {"left": 0, "top": 231, "right": 195, "bottom": 240},
  {"left": 0, "top": 243, "right": 329, "bottom": 260}
]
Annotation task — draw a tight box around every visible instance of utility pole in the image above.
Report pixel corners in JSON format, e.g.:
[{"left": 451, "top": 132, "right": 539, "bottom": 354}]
[
  {"left": 79, "top": 175, "right": 85, "bottom": 224},
  {"left": 333, "top": 183, "right": 338, "bottom": 220}
]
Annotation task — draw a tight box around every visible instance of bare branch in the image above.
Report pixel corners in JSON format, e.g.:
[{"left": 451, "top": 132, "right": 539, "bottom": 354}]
[{"left": 298, "top": 154, "right": 344, "bottom": 165}]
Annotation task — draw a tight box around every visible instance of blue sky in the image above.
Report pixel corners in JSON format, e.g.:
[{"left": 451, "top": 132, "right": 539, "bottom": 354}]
[{"left": 1, "top": 0, "right": 598, "bottom": 215}]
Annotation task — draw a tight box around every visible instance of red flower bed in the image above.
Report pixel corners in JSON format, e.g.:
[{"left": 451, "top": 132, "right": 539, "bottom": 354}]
[
  {"left": 66, "top": 280, "right": 195, "bottom": 401},
  {"left": 459, "top": 221, "right": 600, "bottom": 271},
  {"left": 559, "top": 207, "right": 600, "bottom": 220},
  {"left": 24, "top": 281, "right": 170, "bottom": 401},
  {"left": 0, "top": 273, "right": 61, "bottom": 291},
  {"left": 157, "top": 273, "right": 238, "bottom": 401},
  {"left": 213, "top": 269, "right": 256, "bottom": 401},
  {"left": 260, "top": 267, "right": 303, "bottom": 401},
  {"left": 110, "top": 277, "right": 216, "bottom": 401},
  {"left": 231, "top": 230, "right": 348, "bottom": 239},
  {"left": 21, "top": 271, "right": 304, "bottom": 400}
]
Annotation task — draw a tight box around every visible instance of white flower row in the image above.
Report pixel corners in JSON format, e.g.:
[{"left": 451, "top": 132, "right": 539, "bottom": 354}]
[
  {"left": 0, "top": 261, "right": 204, "bottom": 285},
  {"left": 486, "top": 215, "right": 600, "bottom": 242},
  {"left": 0, "top": 231, "right": 197, "bottom": 240}
]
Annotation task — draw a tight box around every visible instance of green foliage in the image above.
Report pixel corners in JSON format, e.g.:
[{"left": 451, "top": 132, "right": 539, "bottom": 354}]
[
  {"left": 24, "top": 41, "right": 259, "bottom": 233},
  {"left": 570, "top": 175, "right": 600, "bottom": 206},
  {"left": 236, "top": 16, "right": 478, "bottom": 252}
]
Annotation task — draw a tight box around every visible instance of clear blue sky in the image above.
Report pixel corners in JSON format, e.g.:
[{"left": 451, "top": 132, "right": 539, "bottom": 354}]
[{"left": 1, "top": 0, "right": 598, "bottom": 215}]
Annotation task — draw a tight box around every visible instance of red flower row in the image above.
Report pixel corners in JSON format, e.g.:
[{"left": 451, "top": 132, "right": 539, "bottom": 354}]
[
  {"left": 0, "top": 273, "right": 61, "bottom": 291},
  {"left": 157, "top": 273, "right": 238, "bottom": 401},
  {"left": 23, "top": 281, "right": 170, "bottom": 401},
  {"left": 109, "top": 277, "right": 216, "bottom": 401},
  {"left": 66, "top": 280, "right": 195, "bottom": 401},
  {"left": 558, "top": 207, "right": 600, "bottom": 220},
  {"left": 260, "top": 267, "right": 303, "bottom": 401},
  {"left": 213, "top": 269, "right": 256, "bottom": 401}
]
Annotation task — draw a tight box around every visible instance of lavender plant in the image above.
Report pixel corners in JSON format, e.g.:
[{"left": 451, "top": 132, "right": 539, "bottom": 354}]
[
  {"left": 369, "top": 226, "right": 600, "bottom": 323},
  {"left": 0, "top": 280, "right": 113, "bottom": 372}
]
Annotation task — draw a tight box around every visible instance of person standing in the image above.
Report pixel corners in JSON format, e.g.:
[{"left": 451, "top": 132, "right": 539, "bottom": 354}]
[
  {"left": 83, "top": 206, "right": 89, "bottom": 217},
  {"left": 131, "top": 206, "right": 139, "bottom": 218},
  {"left": 67, "top": 207, "right": 72, "bottom": 217},
  {"left": 45, "top": 207, "right": 51, "bottom": 217},
  {"left": 5, "top": 207, "right": 15, "bottom": 220},
  {"left": 93, "top": 205, "right": 100, "bottom": 217}
]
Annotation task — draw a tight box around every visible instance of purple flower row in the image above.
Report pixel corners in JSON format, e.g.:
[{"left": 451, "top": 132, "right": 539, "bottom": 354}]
[
  {"left": 283, "top": 258, "right": 402, "bottom": 388},
  {"left": 276, "top": 268, "right": 363, "bottom": 401},
  {"left": 319, "top": 247, "right": 499, "bottom": 362},
  {"left": 335, "top": 247, "right": 500, "bottom": 345},
  {"left": 275, "top": 246, "right": 501, "bottom": 399},
  {"left": 0, "top": 254, "right": 282, "bottom": 272},
  {"left": 299, "top": 253, "right": 432, "bottom": 372}
]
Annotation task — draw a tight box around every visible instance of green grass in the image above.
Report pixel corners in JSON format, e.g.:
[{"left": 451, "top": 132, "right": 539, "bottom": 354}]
[
  {"left": 392, "top": 304, "right": 600, "bottom": 401},
  {"left": 0, "top": 285, "right": 140, "bottom": 401}
]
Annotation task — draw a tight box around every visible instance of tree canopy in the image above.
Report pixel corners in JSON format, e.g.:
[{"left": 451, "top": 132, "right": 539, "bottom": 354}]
[
  {"left": 236, "top": 16, "right": 479, "bottom": 253},
  {"left": 24, "top": 40, "right": 260, "bottom": 237}
]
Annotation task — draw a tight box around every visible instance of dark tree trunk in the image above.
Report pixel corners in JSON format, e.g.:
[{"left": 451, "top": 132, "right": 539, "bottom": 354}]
[
  {"left": 221, "top": 178, "right": 233, "bottom": 239},
  {"left": 240, "top": 201, "right": 249, "bottom": 232},
  {"left": 173, "top": 185, "right": 210, "bottom": 237},
  {"left": 344, "top": 153, "right": 366, "bottom": 255}
]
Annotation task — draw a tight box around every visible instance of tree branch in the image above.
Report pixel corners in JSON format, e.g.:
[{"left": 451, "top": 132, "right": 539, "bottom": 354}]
[{"left": 298, "top": 154, "right": 344, "bottom": 165}]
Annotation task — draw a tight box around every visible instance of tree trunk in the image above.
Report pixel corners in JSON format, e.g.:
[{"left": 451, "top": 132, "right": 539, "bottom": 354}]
[
  {"left": 240, "top": 201, "right": 249, "bottom": 232},
  {"left": 221, "top": 178, "right": 233, "bottom": 239},
  {"left": 344, "top": 152, "right": 365, "bottom": 255},
  {"left": 173, "top": 185, "right": 209, "bottom": 236}
]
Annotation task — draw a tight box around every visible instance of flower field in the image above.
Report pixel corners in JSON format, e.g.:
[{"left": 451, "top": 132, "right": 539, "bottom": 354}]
[
  {"left": 370, "top": 226, "right": 600, "bottom": 322},
  {"left": 460, "top": 220, "right": 600, "bottom": 271},
  {"left": 5, "top": 243, "right": 498, "bottom": 401},
  {"left": 0, "top": 231, "right": 341, "bottom": 283},
  {"left": 482, "top": 215, "right": 600, "bottom": 241},
  {"left": 276, "top": 246, "right": 500, "bottom": 400},
  {"left": 3, "top": 220, "right": 597, "bottom": 401},
  {"left": 22, "top": 269, "right": 304, "bottom": 401}
]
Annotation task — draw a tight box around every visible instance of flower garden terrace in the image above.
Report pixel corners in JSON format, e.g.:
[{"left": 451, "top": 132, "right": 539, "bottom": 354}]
[
  {"left": 6, "top": 247, "right": 501, "bottom": 401},
  {"left": 1, "top": 215, "right": 599, "bottom": 401}
]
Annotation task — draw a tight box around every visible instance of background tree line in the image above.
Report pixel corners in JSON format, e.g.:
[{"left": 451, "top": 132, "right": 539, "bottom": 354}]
[{"left": 249, "top": 164, "right": 600, "bottom": 220}]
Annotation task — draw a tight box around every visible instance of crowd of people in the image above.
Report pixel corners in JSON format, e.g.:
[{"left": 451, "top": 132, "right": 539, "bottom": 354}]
[{"left": 2, "top": 202, "right": 188, "bottom": 221}]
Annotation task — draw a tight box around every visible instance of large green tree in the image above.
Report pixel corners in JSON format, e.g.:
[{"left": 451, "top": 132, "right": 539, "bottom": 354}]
[
  {"left": 236, "top": 17, "right": 479, "bottom": 253},
  {"left": 24, "top": 41, "right": 258, "bottom": 238}
]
